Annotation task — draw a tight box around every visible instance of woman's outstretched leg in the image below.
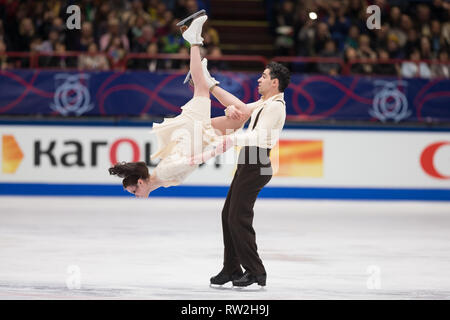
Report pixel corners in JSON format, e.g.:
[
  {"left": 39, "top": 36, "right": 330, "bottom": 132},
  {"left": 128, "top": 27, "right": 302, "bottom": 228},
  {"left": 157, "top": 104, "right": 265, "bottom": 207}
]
[
  {"left": 180, "top": 14, "right": 209, "bottom": 98},
  {"left": 189, "top": 45, "right": 209, "bottom": 98}
]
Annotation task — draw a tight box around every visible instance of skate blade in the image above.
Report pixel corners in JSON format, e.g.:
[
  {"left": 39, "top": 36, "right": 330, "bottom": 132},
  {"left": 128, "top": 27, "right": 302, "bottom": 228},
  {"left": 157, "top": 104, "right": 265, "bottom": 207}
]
[
  {"left": 176, "top": 9, "right": 206, "bottom": 27},
  {"left": 183, "top": 70, "right": 191, "bottom": 84},
  {"left": 209, "top": 283, "right": 233, "bottom": 290},
  {"left": 232, "top": 284, "right": 266, "bottom": 292}
]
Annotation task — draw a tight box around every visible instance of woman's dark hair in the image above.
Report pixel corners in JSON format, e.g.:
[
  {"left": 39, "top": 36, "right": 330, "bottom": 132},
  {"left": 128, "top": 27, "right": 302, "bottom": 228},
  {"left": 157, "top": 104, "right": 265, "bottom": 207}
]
[
  {"left": 108, "top": 161, "right": 149, "bottom": 188},
  {"left": 266, "top": 61, "right": 291, "bottom": 92}
]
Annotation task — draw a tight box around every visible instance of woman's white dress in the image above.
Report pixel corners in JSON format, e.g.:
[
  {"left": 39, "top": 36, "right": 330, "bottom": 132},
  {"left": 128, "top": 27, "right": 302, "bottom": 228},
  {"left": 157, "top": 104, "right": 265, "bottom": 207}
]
[{"left": 150, "top": 96, "right": 222, "bottom": 186}]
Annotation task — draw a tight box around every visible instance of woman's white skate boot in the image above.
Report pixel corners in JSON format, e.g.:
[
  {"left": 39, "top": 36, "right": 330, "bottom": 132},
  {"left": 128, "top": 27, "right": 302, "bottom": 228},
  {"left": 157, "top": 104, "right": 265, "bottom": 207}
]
[
  {"left": 183, "top": 58, "right": 220, "bottom": 90},
  {"left": 180, "top": 14, "right": 208, "bottom": 46},
  {"left": 201, "top": 58, "right": 220, "bottom": 89}
]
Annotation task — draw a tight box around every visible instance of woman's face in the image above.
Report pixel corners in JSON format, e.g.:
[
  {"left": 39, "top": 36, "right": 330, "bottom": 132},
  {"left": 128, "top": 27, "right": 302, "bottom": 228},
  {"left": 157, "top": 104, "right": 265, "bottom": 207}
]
[{"left": 126, "top": 179, "right": 150, "bottom": 198}]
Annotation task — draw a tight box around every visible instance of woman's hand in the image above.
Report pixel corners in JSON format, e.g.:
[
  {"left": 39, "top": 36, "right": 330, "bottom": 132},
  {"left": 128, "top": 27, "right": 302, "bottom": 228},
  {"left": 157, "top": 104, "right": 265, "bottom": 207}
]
[
  {"left": 189, "top": 149, "right": 215, "bottom": 165},
  {"left": 214, "top": 136, "right": 233, "bottom": 155},
  {"left": 225, "top": 105, "right": 243, "bottom": 120},
  {"left": 189, "top": 137, "right": 234, "bottom": 165}
]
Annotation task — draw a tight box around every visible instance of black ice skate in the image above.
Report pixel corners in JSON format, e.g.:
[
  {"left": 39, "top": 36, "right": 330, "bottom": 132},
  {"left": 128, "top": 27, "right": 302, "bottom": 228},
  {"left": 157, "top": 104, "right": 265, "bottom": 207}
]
[
  {"left": 210, "top": 269, "right": 244, "bottom": 287},
  {"left": 232, "top": 271, "right": 266, "bottom": 288}
]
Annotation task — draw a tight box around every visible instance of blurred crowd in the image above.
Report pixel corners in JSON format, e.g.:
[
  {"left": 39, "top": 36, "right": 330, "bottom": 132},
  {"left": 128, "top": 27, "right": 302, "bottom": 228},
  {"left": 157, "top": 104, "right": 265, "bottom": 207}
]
[
  {"left": 0, "top": 0, "right": 449, "bottom": 78},
  {"left": 0, "top": 0, "right": 219, "bottom": 71},
  {"left": 272, "top": 0, "right": 450, "bottom": 78}
]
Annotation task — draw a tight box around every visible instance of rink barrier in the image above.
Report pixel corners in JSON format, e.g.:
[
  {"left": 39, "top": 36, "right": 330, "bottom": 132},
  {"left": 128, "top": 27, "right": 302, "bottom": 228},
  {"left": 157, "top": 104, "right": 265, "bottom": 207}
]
[{"left": 0, "top": 183, "right": 449, "bottom": 201}]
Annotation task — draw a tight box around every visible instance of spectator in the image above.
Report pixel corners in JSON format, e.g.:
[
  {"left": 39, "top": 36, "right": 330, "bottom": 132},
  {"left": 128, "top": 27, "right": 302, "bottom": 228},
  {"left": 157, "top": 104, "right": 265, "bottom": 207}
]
[
  {"left": 430, "top": 0, "right": 449, "bottom": 21},
  {"left": 123, "top": 0, "right": 152, "bottom": 31},
  {"left": 132, "top": 24, "right": 157, "bottom": 53},
  {"left": 17, "top": 18, "right": 35, "bottom": 51},
  {"left": 173, "top": 0, "right": 188, "bottom": 20},
  {"left": 430, "top": 20, "right": 444, "bottom": 54},
  {"left": 100, "top": 18, "right": 130, "bottom": 53},
  {"left": 325, "top": 0, "right": 351, "bottom": 51},
  {"left": 420, "top": 36, "right": 434, "bottom": 60},
  {"left": 129, "top": 14, "right": 148, "bottom": 46},
  {"left": 37, "top": 28, "right": 59, "bottom": 53},
  {"left": 401, "top": 49, "right": 431, "bottom": 78},
  {"left": 207, "top": 45, "right": 229, "bottom": 72},
  {"left": 202, "top": 21, "right": 220, "bottom": 51},
  {"left": 78, "top": 22, "right": 95, "bottom": 52},
  {"left": 415, "top": 3, "right": 432, "bottom": 36},
  {"left": 0, "top": 21, "right": 9, "bottom": 50},
  {"left": 175, "top": 45, "right": 189, "bottom": 71},
  {"left": 0, "top": 39, "right": 10, "bottom": 69},
  {"left": 388, "top": 6, "right": 402, "bottom": 29},
  {"left": 404, "top": 28, "right": 420, "bottom": 58},
  {"left": 154, "top": 9, "right": 174, "bottom": 38},
  {"left": 344, "top": 25, "right": 360, "bottom": 50},
  {"left": 443, "top": 18, "right": 450, "bottom": 49},
  {"left": 344, "top": 46, "right": 364, "bottom": 74},
  {"left": 144, "top": 42, "right": 163, "bottom": 71},
  {"left": 374, "top": 48, "right": 398, "bottom": 76},
  {"left": 347, "top": 0, "right": 367, "bottom": 26},
  {"left": 159, "top": 19, "right": 186, "bottom": 54},
  {"left": 313, "top": 22, "right": 331, "bottom": 56},
  {"left": 389, "top": 10, "right": 407, "bottom": 47},
  {"left": 185, "top": 0, "right": 199, "bottom": 15},
  {"left": 356, "top": 34, "right": 377, "bottom": 74},
  {"left": 296, "top": 16, "right": 316, "bottom": 56},
  {"left": 148, "top": 0, "right": 162, "bottom": 22},
  {"left": 105, "top": 36, "right": 127, "bottom": 65},
  {"left": 372, "top": 22, "right": 389, "bottom": 51},
  {"left": 47, "top": 43, "right": 76, "bottom": 69},
  {"left": 153, "top": 1, "right": 170, "bottom": 28},
  {"left": 274, "top": 0, "right": 296, "bottom": 56},
  {"left": 386, "top": 34, "right": 404, "bottom": 59},
  {"left": 51, "top": 17, "right": 65, "bottom": 36},
  {"left": 94, "top": 2, "right": 112, "bottom": 39},
  {"left": 431, "top": 48, "right": 450, "bottom": 78},
  {"left": 78, "top": 42, "right": 110, "bottom": 71},
  {"left": 30, "top": 1, "right": 46, "bottom": 38},
  {"left": 318, "top": 39, "right": 340, "bottom": 75}
]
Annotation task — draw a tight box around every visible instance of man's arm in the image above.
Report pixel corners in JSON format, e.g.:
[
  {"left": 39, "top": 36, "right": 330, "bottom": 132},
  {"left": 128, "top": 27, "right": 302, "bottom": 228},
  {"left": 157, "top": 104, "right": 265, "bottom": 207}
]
[
  {"left": 231, "top": 101, "right": 284, "bottom": 147},
  {"left": 211, "top": 115, "right": 247, "bottom": 135}
]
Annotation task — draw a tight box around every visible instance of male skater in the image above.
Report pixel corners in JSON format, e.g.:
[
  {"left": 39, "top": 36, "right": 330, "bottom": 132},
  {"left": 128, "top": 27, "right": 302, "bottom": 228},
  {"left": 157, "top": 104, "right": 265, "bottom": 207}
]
[
  {"left": 199, "top": 60, "right": 291, "bottom": 287},
  {"left": 181, "top": 12, "right": 290, "bottom": 287}
]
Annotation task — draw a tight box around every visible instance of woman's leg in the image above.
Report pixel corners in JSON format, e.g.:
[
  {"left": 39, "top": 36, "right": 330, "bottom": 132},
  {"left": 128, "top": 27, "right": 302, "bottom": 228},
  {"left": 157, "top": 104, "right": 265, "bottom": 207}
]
[{"left": 190, "top": 45, "right": 210, "bottom": 98}]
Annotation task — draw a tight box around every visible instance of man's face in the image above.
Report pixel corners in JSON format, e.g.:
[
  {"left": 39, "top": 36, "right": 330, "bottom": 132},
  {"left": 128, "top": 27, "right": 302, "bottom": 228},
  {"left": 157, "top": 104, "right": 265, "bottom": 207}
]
[{"left": 257, "top": 68, "right": 276, "bottom": 95}]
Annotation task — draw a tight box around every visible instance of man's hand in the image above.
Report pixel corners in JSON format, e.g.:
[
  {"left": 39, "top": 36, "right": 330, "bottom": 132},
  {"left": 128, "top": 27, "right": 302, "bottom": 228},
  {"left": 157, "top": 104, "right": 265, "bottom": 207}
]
[{"left": 225, "top": 105, "right": 243, "bottom": 120}]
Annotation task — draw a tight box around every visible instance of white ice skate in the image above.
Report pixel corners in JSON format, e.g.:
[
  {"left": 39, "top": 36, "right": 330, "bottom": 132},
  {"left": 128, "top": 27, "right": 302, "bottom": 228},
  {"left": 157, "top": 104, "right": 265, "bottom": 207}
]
[
  {"left": 183, "top": 58, "right": 220, "bottom": 90},
  {"left": 178, "top": 11, "right": 207, "bottom": 46}
]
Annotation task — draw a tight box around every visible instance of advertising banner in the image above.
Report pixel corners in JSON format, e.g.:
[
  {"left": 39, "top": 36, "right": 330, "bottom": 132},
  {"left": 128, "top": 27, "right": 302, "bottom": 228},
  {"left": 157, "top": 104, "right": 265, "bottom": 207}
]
[{"left": 1, "top": 125, "right": 449, "bottom": 200}]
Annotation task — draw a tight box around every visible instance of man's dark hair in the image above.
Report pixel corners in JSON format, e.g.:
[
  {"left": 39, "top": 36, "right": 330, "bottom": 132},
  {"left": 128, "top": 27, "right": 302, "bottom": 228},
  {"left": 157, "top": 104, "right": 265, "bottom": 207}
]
[{"left": 266, "top": 62, "right": 291, "bottom": 92}]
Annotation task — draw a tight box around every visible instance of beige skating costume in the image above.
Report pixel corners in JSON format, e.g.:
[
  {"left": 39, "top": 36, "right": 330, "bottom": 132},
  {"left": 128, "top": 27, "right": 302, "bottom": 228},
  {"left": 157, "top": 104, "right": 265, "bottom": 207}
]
[{"left": 150, "top": 95, "right": 222, "bottom": 186}]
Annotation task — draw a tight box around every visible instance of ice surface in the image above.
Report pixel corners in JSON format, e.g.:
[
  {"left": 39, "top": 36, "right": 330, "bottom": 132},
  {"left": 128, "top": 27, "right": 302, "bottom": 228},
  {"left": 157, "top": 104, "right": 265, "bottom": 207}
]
[{"left": 0, "top": 196, "right": 449, "bottom": 299}]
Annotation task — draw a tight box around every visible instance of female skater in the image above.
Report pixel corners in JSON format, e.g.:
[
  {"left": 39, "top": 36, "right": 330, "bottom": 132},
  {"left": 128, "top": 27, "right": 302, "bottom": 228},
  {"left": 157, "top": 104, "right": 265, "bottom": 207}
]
[{"left": 109, "top": 12, "right": 242, "bottom": 198}]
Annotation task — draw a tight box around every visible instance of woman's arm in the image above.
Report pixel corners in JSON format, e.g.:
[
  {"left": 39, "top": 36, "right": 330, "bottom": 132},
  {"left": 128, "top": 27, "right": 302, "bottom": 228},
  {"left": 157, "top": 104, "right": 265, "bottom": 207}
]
[
  {"left": 190, "top": 136, "right": 234, "bottom": 165},
  {"left": 211, "top": 86, "right": 253, "bottom": 119}
]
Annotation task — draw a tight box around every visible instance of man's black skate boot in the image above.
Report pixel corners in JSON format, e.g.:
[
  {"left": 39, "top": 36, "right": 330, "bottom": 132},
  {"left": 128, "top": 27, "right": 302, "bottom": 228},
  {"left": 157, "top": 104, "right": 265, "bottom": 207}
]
[
  {"left": 232, "top": 271, "right": 266, "bottom": 287},
  {"left": 210, "top": 269, "right": 244, "bottom": 285}
]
